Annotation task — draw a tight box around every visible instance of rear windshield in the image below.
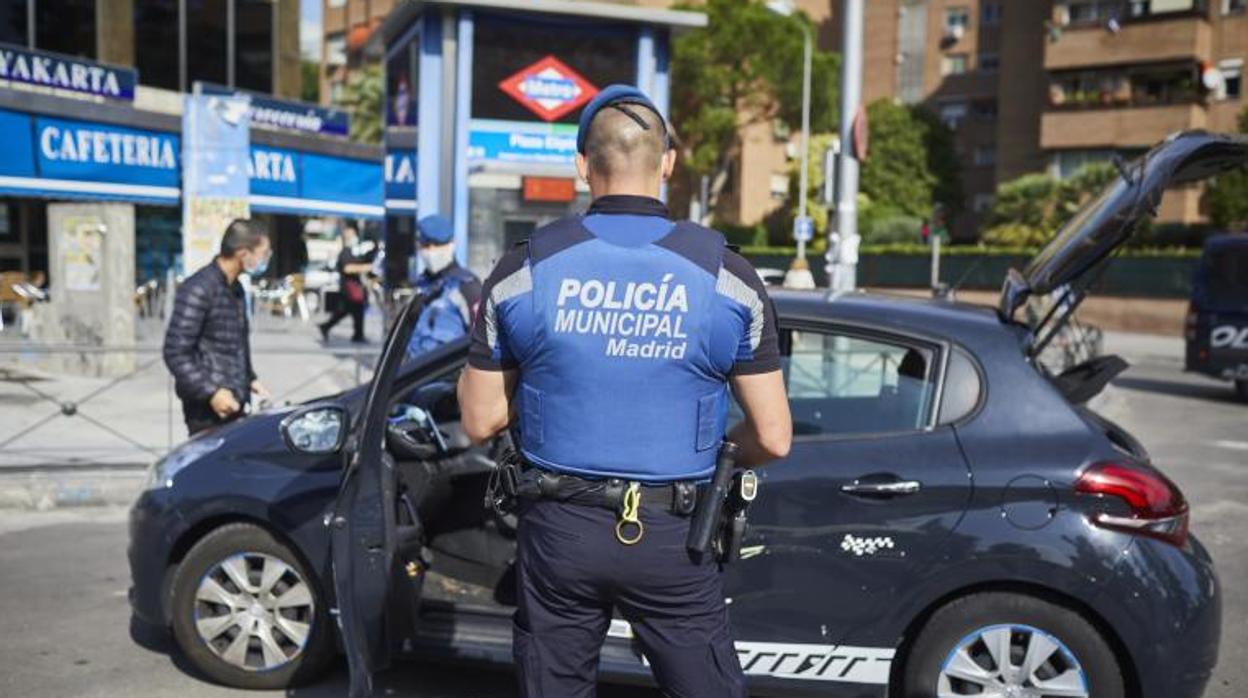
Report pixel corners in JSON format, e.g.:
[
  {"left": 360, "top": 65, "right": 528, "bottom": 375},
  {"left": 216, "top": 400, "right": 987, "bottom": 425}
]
[{"left": 1198, "top": 243, "right": 1248, "bottom": 312}]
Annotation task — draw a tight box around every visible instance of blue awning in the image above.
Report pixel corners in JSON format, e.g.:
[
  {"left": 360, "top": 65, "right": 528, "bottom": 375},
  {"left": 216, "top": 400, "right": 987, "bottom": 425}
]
[
  {"left": 384, "top": 150, "right": 416, "bottom": 214},
  {"left": 248, "top": 145, "right": 385, "bottom": 219},
  {"left": 0, "top": 108, "right": 180, "bottom": 205}
]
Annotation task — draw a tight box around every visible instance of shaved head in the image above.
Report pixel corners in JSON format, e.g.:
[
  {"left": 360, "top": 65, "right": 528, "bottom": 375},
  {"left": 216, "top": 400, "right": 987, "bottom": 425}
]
[{"left": 583, "top": 104, "right": 667, "bottom": 180}]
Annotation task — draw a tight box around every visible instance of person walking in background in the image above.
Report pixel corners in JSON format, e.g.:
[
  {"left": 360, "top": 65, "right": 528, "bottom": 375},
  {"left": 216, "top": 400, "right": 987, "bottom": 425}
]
[
  {"left": 406, "top": 214, "right": 482, "bottom": 358},
  {"left": 319, "top": 222, "right": 373, "bottom": 344},
  {"left": 163, "top": 219, "right": 271, "bottom": 436}
]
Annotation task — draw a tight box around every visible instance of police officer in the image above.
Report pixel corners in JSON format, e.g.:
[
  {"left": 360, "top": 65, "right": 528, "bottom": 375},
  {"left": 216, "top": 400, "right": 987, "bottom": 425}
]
[
  {"left": 406, "top": 214, "right": 482, "bottom": 357},
  {"left": 458, "top": 85, "right": 792, "bottom": 698}
]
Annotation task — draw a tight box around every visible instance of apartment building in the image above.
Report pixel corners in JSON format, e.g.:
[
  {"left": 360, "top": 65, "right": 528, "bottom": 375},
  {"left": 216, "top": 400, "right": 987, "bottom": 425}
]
[
  {"left": 321, "top": 0, "right": 396, "bottom": 105},
  {"left": 753, "top": 0, "right": 1248, "bottom": 234},
  {"left": 1036, "top": 0, "right": 1247, "bottom": 222}
]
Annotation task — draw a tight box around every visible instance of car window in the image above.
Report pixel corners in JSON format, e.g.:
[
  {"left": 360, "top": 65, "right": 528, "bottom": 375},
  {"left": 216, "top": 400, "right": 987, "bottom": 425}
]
[{"left": 781, "top": 328, "right": 937, "bottom": 437}]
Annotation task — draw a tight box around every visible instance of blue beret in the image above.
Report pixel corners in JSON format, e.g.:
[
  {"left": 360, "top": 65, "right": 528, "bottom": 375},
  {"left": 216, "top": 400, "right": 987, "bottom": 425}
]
[
  {"left": 576, "top": 84, "right": 664, "bottom": 154},
  {"left": 417, "top": 214, "right": 454, "bottom": 244}
]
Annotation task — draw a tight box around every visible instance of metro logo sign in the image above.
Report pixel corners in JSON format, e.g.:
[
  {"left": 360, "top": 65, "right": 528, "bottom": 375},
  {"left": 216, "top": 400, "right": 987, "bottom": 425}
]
[{"left": 498, "top": 56, "right": 599, "bottom": 122}]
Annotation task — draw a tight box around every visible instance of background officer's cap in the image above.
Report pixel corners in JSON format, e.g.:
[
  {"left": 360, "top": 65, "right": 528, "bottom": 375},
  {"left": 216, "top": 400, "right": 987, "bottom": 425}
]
[
  {"left": 417, "top": 214, "right": 455, "bottom": 245},
  {"left": 576, "top": 84, "right": 667, "bottom": 155}
]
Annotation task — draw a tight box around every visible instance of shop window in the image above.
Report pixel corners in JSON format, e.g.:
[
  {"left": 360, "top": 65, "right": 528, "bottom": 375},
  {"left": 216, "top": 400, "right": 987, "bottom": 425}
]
[
  {"left": 978, "top": 53, "right": 1000, "bottom": 73},
  {"left": 187, "top": 0, "right": 229, "bottom": 87},
  {"left": 36, "top": 0, "right": 96, "bottom": 59},
  {"left": 0, "top": 203, "right": 12, "bottom": 240},
  {"left": 326, "top": 33, "right": 347, "bottom": 67},
  {"left": 941, "top": 53, "right": 969, "bottom": 77},
  {"left": 235, "top": 0, "right": 274, "bottom": 93},
  {"left": 0, "top": 0, "right": 29, "bottom": 46},
  {"left": 135, "top": 0, "right": 180, "bottom": 90}
]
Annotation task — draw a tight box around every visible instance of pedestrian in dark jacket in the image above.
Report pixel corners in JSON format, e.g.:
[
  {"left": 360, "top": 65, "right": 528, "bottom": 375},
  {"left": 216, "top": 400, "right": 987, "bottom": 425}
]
[
  {"left": 318, "top": 222, "right": 373, "bottom": 343},
  {"left": 163, "top": 219, "right": 272, "bottom": 435}
]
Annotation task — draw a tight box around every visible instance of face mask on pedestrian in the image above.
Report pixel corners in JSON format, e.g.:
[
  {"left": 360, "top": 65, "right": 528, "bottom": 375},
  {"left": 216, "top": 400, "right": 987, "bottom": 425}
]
[
  {"left": 420, "top": 245, "right": 455, "bottom": 274},
  {"left": 245, "top": 247, "right": 271, "bottom": 276}
]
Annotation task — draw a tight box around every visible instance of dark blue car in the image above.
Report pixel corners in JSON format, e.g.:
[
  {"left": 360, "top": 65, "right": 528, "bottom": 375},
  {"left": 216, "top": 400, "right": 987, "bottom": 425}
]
[{"left": 128, "top": 132, "right": 1247, "bottom": 698}]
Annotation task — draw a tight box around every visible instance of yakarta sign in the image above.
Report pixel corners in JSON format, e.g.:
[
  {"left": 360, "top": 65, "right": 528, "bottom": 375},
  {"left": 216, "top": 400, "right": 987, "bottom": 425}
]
[{"left": 0, "top": 42, "right": 136, "bottom": 101}]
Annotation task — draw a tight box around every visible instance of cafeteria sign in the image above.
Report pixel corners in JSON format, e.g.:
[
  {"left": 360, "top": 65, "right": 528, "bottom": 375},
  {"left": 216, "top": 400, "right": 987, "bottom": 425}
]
[
  {"left": 498, "top": 55, "right": 598, "bottom": 122},
  {"left": 0, "top": 42, "right": 136, "bottom": 101}
]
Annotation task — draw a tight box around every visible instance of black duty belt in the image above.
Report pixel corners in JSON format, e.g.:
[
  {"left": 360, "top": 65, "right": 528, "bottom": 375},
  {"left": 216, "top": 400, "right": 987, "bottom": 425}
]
[{"left": 515, "top": 468, "right": 701, "bottom": 518}]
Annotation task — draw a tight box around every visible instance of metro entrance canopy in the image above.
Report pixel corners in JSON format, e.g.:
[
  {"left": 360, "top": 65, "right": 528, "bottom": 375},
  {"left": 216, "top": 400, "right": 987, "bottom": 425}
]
[{"left": 376, "top": 0, "right": 706, "bottom": 270}]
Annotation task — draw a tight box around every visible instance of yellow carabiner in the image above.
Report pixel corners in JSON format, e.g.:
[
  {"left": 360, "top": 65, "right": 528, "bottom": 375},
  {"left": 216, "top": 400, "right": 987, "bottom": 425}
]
[{"left": 615, "top": 482, "right": 644, "bottom": 545}]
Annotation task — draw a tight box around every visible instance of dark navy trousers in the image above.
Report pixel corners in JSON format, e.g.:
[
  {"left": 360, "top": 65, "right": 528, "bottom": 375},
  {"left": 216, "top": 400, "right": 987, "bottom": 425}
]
[{"left": 513, "top": 498, "right": 747, "bottom": 698}]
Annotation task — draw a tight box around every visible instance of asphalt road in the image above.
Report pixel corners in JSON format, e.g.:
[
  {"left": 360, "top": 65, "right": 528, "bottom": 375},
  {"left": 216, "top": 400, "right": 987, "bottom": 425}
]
[{"left": 0, "top": 333, "right": 1244, "bottom": 698}]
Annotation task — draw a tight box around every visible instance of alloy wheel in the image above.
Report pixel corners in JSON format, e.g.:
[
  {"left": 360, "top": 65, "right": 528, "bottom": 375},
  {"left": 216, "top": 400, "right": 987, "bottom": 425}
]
[
  {"left": 937, "top": 623, "right": 1090, "bottom": 697},
  {"left": 193, "top": 552, "right": 315, "bottom": 672}
]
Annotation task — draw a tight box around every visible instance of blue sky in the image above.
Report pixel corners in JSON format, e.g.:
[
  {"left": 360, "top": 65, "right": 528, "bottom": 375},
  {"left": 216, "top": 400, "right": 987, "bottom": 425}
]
[{"left": 300, "top": 0, "right": 322, "bottom": 59}]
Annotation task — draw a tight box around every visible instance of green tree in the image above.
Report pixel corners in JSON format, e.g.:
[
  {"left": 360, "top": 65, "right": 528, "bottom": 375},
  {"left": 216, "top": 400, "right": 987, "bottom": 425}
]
[
  {"left": 1205, "top": 107, "right": 1248, "bottom": 231},
  {"left": 982, "top": 162, "right": 1117, "bottom": 247},
  {"left": 671, "top": 0, "right": 838, "bottom": 216},
  {"left": 858, "top": 100, "right": 963, "bottom": 223},
  {"left": 337, "top": 62, "right": 382, "bottom": 145},
  {"left": 301, "top": 60, "right": 321, "bottom": 104}
]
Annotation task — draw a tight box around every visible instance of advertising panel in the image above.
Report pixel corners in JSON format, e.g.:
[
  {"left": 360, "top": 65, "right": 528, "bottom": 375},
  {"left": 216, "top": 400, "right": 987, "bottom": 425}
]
[{"left": 182, "top": 90, "right": 252, "bottom": 273}]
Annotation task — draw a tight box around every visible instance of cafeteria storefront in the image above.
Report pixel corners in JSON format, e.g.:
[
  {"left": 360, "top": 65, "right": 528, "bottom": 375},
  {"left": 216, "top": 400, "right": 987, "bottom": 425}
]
[
  {"left": 377, "top": 0, "right": 705, "bottom": 276},
  {"left": 0, "top": 46, "right": 384, "bottom": 285}
]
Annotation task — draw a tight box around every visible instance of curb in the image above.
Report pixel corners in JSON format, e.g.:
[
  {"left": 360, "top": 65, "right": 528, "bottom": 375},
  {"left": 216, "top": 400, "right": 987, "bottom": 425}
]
[{"left": 0, "top": 469, "right": 145, "bottom": 510}]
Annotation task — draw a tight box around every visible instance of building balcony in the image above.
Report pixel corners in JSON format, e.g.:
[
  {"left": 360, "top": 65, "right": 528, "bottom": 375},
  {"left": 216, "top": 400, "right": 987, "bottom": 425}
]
[
  {"left": 1044, "top": 11, "right": 1212, "bottom": 70},
  {"left": 1040, "top": 103, "right": 1207, "bottom": 150}
]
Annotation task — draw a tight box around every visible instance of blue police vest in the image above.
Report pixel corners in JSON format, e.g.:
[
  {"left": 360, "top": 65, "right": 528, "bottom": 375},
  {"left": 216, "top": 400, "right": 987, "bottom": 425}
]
[
  {"left": 409, "top": 267, "right": 475, "bottom": 357},
  {"left": 517, "top": 217, "right": 730, "bottom": 482}
]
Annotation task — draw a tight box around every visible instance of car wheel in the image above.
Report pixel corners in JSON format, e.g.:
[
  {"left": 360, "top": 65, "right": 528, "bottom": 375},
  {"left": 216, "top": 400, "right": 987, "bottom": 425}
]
[
  {"left": 170, "top": 523, "right": 333, "bottom": 689},
  {"left": 901, "top": 592, "right": 1124, "bottom": 698},
  {"left": 1235, "top": 379, "right": 1248, "bottom": 402}
]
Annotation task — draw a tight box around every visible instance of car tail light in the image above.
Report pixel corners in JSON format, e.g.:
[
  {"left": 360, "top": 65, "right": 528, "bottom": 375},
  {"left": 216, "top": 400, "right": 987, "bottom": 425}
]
[{"left": 1074, "top": 461, "right": 1189, "bottom": 546}]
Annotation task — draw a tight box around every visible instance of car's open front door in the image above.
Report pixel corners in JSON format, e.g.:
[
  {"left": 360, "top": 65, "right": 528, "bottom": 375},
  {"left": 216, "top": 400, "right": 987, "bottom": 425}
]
[{"left": 329, "top": 296, "right": 426, "bottom": 698}]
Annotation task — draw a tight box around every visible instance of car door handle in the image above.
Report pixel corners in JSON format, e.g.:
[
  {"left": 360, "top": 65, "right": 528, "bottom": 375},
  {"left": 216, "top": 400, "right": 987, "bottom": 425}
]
[{"left": 840, "top": 480, "right": 922, "bottom": 496}]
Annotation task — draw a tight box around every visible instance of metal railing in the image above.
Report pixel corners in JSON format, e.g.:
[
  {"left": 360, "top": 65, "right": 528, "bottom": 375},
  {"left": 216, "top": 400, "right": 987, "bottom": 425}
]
[{"left": 0, "top": 342, "right": 381, "bottom": 471}]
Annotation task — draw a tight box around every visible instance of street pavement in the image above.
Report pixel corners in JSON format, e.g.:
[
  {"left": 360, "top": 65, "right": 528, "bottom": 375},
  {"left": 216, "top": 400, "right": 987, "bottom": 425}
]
[{"left": 0, "top": 330, "right": 1244, "bottom": 697}]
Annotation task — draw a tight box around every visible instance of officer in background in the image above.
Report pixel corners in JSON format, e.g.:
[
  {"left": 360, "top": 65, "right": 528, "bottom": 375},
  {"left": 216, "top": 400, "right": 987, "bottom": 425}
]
[
  {"left": 406, "top": 214, "right": 481, "bottom": 357},
  {"left": 458, "top": 85, "right": 792, "bottom": 698}
]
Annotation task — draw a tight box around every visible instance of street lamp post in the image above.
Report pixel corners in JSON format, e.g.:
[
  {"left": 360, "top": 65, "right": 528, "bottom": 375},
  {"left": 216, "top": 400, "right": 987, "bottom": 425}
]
[
  {"left": 830, "top": 0, "right": 864, "bottom": 293},
  {"left": 767, "top": 0, "right": 816, "bottom": 290}
]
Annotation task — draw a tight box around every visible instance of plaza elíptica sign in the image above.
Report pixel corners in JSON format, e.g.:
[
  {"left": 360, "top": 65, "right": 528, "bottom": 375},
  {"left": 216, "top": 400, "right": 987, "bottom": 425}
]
[
  {"left": 197, "top": 83, "right": 350, "bottom": 138},
  {"left": 0, "top": 42, "right": 136, "bottom": 101}
]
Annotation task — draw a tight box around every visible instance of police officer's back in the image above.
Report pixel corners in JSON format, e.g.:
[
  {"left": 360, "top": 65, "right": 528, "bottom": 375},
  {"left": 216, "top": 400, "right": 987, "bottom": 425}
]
[{"left": 458, "top": 85, "right": 792, "bottom": 698}]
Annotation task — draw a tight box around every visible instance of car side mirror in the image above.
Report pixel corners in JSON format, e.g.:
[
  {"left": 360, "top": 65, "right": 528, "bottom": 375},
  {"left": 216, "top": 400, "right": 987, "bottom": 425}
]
[{"left": 280, "top": 404, "right": 347, "bottom": 454}]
